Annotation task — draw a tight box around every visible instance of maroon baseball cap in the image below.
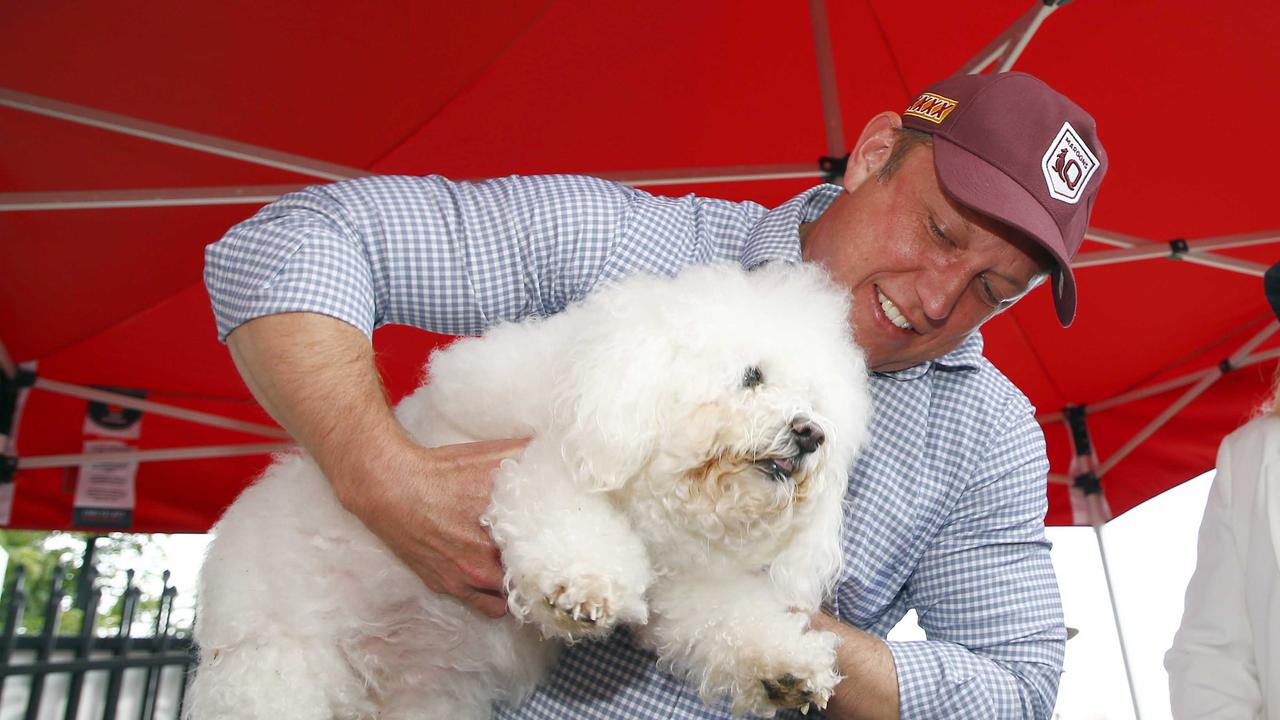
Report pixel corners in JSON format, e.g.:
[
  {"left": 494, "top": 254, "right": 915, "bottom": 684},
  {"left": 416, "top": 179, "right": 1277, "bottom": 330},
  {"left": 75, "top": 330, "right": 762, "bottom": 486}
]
[{"left": 901, "top": 72, "right": 1107, "bottom": 326}]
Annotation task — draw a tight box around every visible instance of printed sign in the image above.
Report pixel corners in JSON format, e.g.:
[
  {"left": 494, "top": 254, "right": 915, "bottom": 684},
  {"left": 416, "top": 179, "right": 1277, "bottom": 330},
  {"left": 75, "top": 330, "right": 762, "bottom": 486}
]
[{"left": 73, "top": 440, "right": 138, "bottom": 529}]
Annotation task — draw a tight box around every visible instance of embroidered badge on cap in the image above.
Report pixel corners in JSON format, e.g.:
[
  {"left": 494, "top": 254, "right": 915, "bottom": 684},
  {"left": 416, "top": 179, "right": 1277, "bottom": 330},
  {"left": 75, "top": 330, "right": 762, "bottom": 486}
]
[
  {"left": 904, "top": 92, "right": 958, "bottom": 124},
  {"left": 1041, "top": 122, "right": 1100, "bottom": 204}
]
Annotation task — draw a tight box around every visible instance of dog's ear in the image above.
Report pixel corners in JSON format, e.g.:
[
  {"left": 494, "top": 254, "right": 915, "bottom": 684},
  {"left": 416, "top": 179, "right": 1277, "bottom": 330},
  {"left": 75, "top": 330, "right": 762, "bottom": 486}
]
[{"left": 550, "top": 327, "right": 670, "bottom": 493}]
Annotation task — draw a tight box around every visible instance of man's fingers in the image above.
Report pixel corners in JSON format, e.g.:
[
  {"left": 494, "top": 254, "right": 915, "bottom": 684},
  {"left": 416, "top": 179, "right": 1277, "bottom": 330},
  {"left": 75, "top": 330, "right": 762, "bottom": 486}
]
[
  {"left": 433, "top": 438, "right": 530, "bottom": 464},
  {"left": 458, "top": 559, "right": 505, "bottom": 593},
  {"left": 465, "top": 589, "right": 508, "bottom": 618}
]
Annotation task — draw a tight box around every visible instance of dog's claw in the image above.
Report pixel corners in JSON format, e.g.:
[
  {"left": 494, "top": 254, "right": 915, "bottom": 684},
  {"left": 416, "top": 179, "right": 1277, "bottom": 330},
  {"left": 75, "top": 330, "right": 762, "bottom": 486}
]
[
  {"left": 537, "top": 580, "right": 621, "bottom": 635},
  {"left": 761, "top": 673, "right": 823, "bottom": 711}
]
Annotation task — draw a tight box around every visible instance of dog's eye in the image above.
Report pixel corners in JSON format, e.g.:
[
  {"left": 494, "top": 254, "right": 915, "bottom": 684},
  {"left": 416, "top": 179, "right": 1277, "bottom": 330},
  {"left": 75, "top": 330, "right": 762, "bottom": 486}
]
[{"left": 742, "top": 366, "right": 764, "bottom": 389}]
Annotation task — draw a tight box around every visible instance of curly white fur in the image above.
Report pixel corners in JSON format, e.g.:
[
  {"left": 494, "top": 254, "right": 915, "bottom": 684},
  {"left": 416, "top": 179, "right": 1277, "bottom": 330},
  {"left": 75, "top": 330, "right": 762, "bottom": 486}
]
[{"left": 188, "top": 262, "right": 872, "bottom": 719}]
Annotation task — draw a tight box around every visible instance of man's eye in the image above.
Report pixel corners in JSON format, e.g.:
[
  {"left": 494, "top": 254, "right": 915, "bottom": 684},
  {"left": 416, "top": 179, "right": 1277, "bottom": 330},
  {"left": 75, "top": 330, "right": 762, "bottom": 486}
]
[
  {"left": 930, "top": 218, "right": 956, "bottom": 247},
  {"left": 978, "top": 275, "right": 1010, "bottom": 309},
  {"left": 977, "top": 274, "right": 998, "bottom": 304}
]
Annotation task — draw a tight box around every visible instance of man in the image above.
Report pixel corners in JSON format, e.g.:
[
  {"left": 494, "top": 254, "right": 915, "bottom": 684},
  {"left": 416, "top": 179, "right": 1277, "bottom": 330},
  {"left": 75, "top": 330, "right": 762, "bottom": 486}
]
[{"left": 205, "top": 71, "right": 1106, "bottom": 719}]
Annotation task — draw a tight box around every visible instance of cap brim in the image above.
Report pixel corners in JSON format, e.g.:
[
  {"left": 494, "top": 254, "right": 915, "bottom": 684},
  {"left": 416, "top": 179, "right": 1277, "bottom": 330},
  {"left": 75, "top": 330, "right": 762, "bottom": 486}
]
[
  {"left": 931, "top": 136, "right": 1078, "bottom": 327},
  {"left": 1266, "top": 262, "right": 1280, "bottom": 323}
]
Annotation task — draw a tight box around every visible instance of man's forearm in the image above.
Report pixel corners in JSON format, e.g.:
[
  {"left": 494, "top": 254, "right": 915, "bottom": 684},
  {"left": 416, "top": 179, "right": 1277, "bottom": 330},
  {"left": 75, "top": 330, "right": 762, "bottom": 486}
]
[
  {"left": 810, "top": 613, "right": 900, "bottom": 720},
  {"left": 226, "top": 312, "right": 413, "bottom": 497}
]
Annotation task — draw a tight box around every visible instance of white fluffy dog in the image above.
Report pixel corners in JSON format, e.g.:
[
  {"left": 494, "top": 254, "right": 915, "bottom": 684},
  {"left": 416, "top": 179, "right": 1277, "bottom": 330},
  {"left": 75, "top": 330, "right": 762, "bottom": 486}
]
[{"left": 189, "top": 262, "right": 871, "bottom": 719}]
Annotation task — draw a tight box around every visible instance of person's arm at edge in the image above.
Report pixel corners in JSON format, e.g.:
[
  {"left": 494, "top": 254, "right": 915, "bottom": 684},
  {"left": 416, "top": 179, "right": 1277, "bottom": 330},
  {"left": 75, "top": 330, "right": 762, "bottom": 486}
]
[
  {"left": 225, "top": 311, "right": 522, "bottom": 618},
  {"left": 1164, "top": 432, "right": 1263, "bottom": 717}
]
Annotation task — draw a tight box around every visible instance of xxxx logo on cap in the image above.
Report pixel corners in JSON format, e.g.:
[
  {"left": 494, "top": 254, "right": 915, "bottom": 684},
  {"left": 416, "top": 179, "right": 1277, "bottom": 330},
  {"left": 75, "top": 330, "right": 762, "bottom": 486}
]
[
  {"left": 904, "top": 92, "right": 958, "bottom": 124},
  {"left": 1041, "top": 121, "right": 1100, "bottom": 204}
]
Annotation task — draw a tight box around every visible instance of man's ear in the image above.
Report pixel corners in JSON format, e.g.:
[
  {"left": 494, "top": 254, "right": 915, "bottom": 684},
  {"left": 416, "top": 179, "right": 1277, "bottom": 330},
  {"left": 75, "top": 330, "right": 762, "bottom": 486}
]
[{"left": 841, "top": 111, "right": 902, "bottom": 192}]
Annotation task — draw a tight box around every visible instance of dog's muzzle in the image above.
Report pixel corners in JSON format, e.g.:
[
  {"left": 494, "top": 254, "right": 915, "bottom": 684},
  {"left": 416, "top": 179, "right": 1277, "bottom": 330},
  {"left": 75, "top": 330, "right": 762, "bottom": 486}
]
[
  {"left": 756, "top": 417, "right": 825, "bottom": 482},
  {"left": 791, "top": 417, "right": 824, "bottom": 455}
]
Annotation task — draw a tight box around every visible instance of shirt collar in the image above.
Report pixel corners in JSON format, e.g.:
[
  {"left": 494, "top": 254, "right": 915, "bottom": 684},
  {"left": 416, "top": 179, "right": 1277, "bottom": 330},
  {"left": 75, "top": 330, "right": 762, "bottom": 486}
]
[
  {"left": 741, "top": 183, "right": 842, "bottom": 269},
  {"left": 873, "top": 332, "right": 984, "bottom": 381}
]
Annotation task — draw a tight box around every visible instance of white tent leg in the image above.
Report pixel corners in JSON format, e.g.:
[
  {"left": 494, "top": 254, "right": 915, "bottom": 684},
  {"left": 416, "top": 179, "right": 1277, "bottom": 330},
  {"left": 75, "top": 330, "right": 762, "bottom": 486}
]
[
  {"left": 1093, "top": 517, "right": 1144, "bottom": 720},
  {"left": 0, "top": 87, "right": 366, "bottom": 182}
]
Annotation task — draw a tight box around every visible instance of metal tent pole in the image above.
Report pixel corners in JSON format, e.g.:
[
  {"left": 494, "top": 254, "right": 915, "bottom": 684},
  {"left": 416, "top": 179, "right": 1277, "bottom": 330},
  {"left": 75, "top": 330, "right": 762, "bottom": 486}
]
[
  {"left": 808, "top": 0, "right": 847, "bottom": 158},
  {"left": 595, "top": 163, "right": 823, "bottom": 187},
  {"left": 0, "top": 162, "right": 832, "bottom": 212},
  {"left": 1038, "top": 344, "right": 1280, "bottom": 425},
  {"left": 1098, "top": 321, "right": 1279, "bottom": 477},
  {"left": 0, "top": 185, "right": 308, "bottom": 212},
  {"left": 0, "top": 87, "right": 368, "bottom": 182},
  {"left": 33, "top": 378, "right": 290, "bottom": 439},
  {"left": 958, "top": 1, "right": 1064, "bottom": 76},
  {"left": 1066, "top": 406, "right": 1142, "bottom": 719},
  {"left": 17, "top": 443, "right": 292, "bottom": 469},
  {"left": 1093, "top": 517, "right": 1144, "bottom": 720},
  {"left": 1073, "top": 231, "right": 1278, "bottom": 278}
]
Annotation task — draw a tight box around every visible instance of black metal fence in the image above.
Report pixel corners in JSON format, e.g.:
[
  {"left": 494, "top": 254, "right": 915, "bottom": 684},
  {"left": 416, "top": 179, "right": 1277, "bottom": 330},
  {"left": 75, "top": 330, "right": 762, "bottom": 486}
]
[{"left": 0, "top": 554, "right": 194, "bottom": 720}]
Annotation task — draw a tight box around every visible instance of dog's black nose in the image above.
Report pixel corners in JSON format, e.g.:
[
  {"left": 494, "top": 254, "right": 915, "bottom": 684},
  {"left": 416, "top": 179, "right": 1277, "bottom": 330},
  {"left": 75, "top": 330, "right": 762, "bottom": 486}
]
[{"left": 791, "top": 418, "right": 825, "bottom": 455}]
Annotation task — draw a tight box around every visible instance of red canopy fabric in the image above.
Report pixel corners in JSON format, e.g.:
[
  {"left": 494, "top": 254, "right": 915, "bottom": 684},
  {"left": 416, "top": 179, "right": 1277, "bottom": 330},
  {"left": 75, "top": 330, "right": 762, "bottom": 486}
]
[{"left": 1, "top": 0, "right": 1276, "bottom": 532}]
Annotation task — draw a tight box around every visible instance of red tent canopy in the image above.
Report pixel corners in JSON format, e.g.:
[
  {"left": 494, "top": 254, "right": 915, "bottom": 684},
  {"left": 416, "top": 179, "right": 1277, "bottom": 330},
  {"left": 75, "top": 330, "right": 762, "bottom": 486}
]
[{"left": 1, "top": 0, "right": 1276, "bottom": 532}]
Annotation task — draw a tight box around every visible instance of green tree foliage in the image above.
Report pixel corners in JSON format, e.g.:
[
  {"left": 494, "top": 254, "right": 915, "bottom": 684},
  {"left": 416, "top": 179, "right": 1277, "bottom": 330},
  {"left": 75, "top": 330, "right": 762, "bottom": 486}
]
[{"left": 0, "top": 531, "right": 173, "bottom": 638}]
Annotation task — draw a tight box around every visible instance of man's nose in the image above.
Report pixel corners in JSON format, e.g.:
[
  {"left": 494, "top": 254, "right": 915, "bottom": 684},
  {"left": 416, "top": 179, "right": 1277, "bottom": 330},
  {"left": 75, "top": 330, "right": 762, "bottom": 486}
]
[{"left": 920, "top": 265, "right": 970, "bottom": 322}]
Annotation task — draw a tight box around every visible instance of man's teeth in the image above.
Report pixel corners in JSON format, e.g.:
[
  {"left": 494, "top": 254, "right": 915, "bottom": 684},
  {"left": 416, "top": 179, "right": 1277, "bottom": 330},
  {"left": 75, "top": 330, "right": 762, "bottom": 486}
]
[{"left": 877, "top": 288, "right": 914, "bottom": 331}]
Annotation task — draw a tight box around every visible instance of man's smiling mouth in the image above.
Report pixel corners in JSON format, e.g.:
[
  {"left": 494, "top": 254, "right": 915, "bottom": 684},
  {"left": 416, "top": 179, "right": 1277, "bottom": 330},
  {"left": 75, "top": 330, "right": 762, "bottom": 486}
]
[{"left": 877, "top": 288, "right": 916, "bottom": 332}]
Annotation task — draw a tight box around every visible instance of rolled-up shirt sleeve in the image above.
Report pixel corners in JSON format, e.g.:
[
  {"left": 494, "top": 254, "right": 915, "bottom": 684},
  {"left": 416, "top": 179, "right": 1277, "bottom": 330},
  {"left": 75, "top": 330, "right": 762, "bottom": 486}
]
[
  {"left": 886, "top": 399, "right": 1065, "bottom": 720},
  {"left": 204, "top": 174, "right": 639, "bottom": 341}
]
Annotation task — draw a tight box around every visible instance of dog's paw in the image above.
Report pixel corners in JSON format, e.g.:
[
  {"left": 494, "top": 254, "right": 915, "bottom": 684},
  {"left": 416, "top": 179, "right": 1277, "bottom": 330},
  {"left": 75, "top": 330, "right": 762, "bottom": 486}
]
[
  {"left": 729, "top": 630, "right": 840, "bottom": 717},
  {"left": 510, "top": 572, "right": 646, "bottom": 641},
  {"left": 759, "top": 672, "right": 832, "bottom": 715}
]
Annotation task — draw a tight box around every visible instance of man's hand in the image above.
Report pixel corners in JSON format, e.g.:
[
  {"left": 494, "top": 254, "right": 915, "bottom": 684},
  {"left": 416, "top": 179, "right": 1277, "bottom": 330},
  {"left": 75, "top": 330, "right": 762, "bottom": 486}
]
[
  {"left": 331, "top": 437, "right": 528, "bottom": 618},
  {"left": 225, "top": 312, "right": 523, "bottom": 617}
]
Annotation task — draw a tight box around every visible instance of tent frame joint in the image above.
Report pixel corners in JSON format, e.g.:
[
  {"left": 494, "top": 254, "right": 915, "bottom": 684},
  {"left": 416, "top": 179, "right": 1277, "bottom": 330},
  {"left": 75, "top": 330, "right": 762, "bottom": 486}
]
[
  {"left": 1063, "top": 404, "right": 1092, "bottom": 453},
  {"left": 1072, "top": 471, "right": 1103, "bottom": 496},
  {"left": 818, "top": 153, "right": 850, "bottom": 184},
  {"left": 1063, "top": 405, "right": 1104, "bottom": 496},
  {"left": 2, "top": 366, "right": 37, "bottom": 440},
  {"left": 1, "top": 366, "right": 36, "bottom": 388},
  {"left": 1168, "top": 238, "right": 1189, "bottom": 258}
]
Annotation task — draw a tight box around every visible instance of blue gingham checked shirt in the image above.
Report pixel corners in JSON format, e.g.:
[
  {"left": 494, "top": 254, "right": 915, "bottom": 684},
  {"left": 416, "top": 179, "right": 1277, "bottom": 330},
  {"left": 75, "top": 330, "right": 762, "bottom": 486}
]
[{"left": 205, "top": 174, "right": 1065, "bottom": 719}]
